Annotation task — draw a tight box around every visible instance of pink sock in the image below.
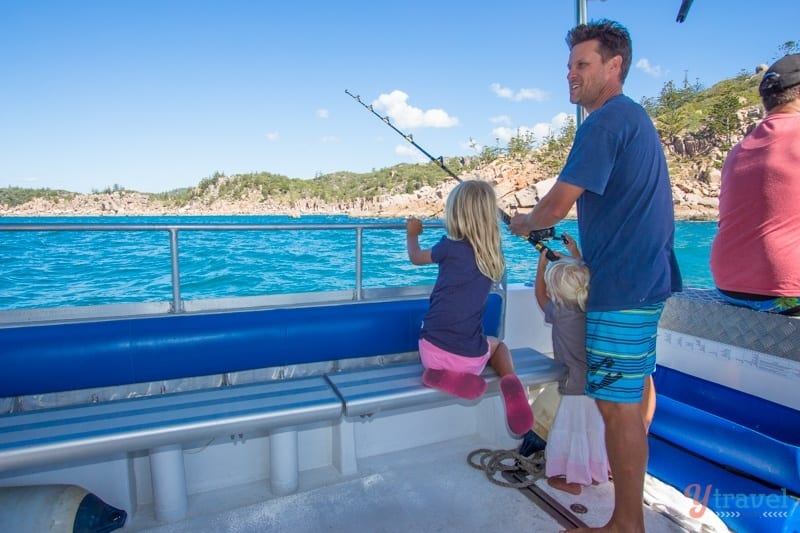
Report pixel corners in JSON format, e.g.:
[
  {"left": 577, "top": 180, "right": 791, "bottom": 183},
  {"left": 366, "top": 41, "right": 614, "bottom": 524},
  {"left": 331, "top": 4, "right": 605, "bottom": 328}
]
[
  {"left": 422, "top": 368, "right": 487, "bottom": 400},
  {"left": 500, "top": 374, "right": 533, "bottom": 435}
]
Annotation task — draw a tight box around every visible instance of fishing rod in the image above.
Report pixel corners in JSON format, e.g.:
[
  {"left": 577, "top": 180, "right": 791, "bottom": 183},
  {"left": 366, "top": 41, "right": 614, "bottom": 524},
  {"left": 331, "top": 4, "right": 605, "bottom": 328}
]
[
  {"left": 345, "top": 89, "right": 559, "bottom": 259},
  {"left": 345, "top": 90, "right": 462, "bottom": 182}
]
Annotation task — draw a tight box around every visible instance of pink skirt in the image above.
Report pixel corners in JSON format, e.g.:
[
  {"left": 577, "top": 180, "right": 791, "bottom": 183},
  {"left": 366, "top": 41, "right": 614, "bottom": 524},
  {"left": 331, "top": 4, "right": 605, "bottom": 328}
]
[
  {"left": 545, "top": 394, "right": 609, "bottom": 486},
  {"left": 418, "top": 338, "right": 490, "bottom": 375}
]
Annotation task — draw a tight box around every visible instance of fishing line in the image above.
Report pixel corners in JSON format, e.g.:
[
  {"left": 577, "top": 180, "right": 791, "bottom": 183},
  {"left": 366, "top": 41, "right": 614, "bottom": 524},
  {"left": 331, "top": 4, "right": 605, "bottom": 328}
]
[{"left": 345, "top": 89, "right": 558, "bottom": 259}]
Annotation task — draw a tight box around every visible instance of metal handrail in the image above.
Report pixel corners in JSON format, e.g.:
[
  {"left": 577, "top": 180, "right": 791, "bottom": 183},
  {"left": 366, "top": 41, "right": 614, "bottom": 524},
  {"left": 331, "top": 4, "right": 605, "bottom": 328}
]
[{"left": 0, "top": 221, "right": 444, "bottom": 313}]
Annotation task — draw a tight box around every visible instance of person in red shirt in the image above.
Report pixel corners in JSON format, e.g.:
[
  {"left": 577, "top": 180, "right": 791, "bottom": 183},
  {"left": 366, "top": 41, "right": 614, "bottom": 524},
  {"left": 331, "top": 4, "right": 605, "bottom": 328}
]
[{"left": 710, "top": 54, "right": 800, "bottom": 315}]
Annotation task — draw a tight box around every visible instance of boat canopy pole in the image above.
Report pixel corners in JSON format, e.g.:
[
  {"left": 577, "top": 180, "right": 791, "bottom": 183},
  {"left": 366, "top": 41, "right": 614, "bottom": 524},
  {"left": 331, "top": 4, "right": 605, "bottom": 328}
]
[
  {"left": 575, "top": 0, "right": 588, "bottom": 129},
  {"left": 345, "top": 89, "right": 558, "bottom": 259},
  {"left": 572, "top": 1, "right": 693, "bottom": 128}
]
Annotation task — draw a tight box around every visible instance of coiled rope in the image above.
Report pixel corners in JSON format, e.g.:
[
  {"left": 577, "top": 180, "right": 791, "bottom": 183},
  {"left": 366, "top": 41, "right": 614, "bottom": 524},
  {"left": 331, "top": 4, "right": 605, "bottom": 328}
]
[{"left": 467, "top": 448, "right": 545, "bottom": 488}]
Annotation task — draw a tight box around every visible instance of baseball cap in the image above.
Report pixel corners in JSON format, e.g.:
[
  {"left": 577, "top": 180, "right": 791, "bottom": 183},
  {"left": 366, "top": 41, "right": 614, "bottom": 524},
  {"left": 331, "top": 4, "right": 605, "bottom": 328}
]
[{"left": 759, "top": 53, "right": 800, "bottom": 97}]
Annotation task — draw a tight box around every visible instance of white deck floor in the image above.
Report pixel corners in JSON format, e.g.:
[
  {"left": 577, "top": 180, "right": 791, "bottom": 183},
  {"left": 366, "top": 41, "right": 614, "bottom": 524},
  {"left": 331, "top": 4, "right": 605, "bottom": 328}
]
[{"left": 127, "top": 435, "right": 727, "bottom": 533}]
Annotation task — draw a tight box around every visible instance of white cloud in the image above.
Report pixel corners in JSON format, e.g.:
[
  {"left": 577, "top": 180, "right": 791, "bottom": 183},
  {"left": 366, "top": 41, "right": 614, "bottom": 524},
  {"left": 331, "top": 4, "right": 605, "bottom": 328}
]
[
  {"left": 266, "top": 131, "right": 280, "bottom": 142},
  {"left": 489, "top": 82, "right": 547, "bottom": 102},
  {"left": 515, "top": 88, "right": 548, "bottom": 101},
  {"left": 492, "top": 112, "right": 573, "bottom": 146},
  {"left": 372, "top": 90, "right": 459, "bottom": 129},
  {"left": 492, "top": 126, "right": 516, "bottom": 143},
  {"left": 636, "top": 58, "right": 664, "bottom": 77},
  {"left": 547, "top": 112, "right": 572, "bottom": 137},
  {"left": 395, "top": 143, "right": 428, "bottom": 163},
  {"left": 490, "top": 83, "right": 514, "bottom": 100},
  {"left": 490, "top": 115, "right": 512, "bottom": 125},
  {"left": 317, "top": 109, "right": 329, "bottom": 119},
  {"left": 492, "top": 125, "right": 545, "bottom": 144},
  {"left": 321, "top": 135, "right": 339, "bottom": 143}
]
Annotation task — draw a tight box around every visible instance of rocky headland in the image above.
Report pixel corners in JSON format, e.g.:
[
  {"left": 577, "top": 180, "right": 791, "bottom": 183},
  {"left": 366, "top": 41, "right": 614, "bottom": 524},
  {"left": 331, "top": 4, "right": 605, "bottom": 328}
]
[{"left": 0, "top": 150, "right": 725, "bottom": 220}]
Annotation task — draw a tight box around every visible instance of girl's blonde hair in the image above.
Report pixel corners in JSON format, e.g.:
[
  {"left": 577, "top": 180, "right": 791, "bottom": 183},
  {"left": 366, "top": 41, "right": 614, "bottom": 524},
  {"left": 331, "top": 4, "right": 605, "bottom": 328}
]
[
  {"left": 444, "top": 180, "right": 505, "bottom": 281},
  {"left": 544, "top": 257, "right": 590, "bottom": 312}
]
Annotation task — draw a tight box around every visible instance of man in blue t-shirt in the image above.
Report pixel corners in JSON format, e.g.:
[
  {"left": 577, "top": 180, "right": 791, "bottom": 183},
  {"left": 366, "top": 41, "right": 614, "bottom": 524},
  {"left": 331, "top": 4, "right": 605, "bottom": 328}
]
[{"left": 511, "top": 19, "right": 681, "bottom": 533}]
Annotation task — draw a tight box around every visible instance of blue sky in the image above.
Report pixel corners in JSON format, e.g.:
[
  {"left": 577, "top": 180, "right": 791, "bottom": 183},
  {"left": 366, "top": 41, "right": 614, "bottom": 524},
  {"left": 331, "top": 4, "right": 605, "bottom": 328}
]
[{"left": 2, "top": 0, "right": 797, "bottom": 194}]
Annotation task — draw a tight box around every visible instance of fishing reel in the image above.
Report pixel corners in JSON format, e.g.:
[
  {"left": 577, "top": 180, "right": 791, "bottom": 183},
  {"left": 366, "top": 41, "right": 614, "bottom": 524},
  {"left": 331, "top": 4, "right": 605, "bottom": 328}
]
[
  {"left": 528, "top": 227, "right": 556, "bottom": 244},
  {"left": 526, "top": 227, "right": 564, "bottom": 262}
]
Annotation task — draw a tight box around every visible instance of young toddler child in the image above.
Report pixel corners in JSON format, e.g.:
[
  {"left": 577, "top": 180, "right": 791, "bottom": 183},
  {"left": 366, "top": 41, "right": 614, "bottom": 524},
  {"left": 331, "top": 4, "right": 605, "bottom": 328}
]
[{"left": 534, "top": 233, "right": 609, "bottom": 494}]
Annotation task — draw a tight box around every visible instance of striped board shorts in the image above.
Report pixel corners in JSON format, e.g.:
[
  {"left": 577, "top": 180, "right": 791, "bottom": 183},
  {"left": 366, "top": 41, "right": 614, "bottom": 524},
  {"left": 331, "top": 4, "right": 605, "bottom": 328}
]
[{"left": 584, "top": 303, "right": 665, "bottom": 403}]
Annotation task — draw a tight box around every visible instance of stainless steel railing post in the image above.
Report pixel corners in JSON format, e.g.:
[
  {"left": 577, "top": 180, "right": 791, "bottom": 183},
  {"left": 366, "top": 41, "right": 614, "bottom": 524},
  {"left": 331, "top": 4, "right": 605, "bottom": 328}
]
[
  {"left": 354, "top": 227, "right": 363, "bottom": 301},
  {"left": 169, "top": 228, "right": 183, "bottom": 313}
]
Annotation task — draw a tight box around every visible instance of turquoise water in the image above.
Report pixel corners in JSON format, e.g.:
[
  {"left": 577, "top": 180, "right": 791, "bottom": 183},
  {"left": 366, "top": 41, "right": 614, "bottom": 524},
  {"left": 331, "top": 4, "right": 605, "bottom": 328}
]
[{"left": 0, "top": 216, "right": 716, "bottom": 310}]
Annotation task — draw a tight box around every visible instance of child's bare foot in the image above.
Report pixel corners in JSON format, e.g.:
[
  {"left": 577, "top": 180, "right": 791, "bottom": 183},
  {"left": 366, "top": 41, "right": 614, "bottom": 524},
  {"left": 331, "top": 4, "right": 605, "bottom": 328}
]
[
  {"left": 422, "top": 368, "right": 486, "bottom": 400},
  {"left": 547, "top": 476, "right": 582, "bottom": 495}
]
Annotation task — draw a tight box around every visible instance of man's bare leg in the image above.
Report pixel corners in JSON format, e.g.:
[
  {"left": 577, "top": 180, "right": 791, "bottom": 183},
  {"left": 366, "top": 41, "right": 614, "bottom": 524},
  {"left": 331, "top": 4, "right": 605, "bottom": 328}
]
[
  {"left": 566, "top": 399, "right": 647, "bottom": 533},
  {"left": 641, "top": 375, "right": 656, "bottom": 432}
]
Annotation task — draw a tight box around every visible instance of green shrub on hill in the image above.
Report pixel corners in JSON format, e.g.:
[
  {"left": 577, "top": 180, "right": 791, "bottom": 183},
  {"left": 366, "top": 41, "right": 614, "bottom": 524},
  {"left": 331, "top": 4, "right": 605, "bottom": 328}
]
[
  {"left": 0, "top": 187, "right": 76, "bottom": 208},
  {"left": 162, "top": 162, "right": 461, "bottom": 206}
]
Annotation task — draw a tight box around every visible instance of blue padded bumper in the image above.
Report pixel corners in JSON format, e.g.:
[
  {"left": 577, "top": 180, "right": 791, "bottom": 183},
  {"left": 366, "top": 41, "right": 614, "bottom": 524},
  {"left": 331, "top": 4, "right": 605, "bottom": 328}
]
[
  {"left": 652, "top": 365, "right": 800, "bottom": 494},
  {"left": 0, "top": 294, "right": 502, "bottom": 397}
]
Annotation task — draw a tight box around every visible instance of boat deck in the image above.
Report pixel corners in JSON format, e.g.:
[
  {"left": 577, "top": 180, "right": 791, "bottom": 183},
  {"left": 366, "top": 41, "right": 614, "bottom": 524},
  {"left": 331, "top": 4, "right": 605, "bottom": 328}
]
[{"left": 127, "top": 435, "right": 727, "bottom": 533}]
